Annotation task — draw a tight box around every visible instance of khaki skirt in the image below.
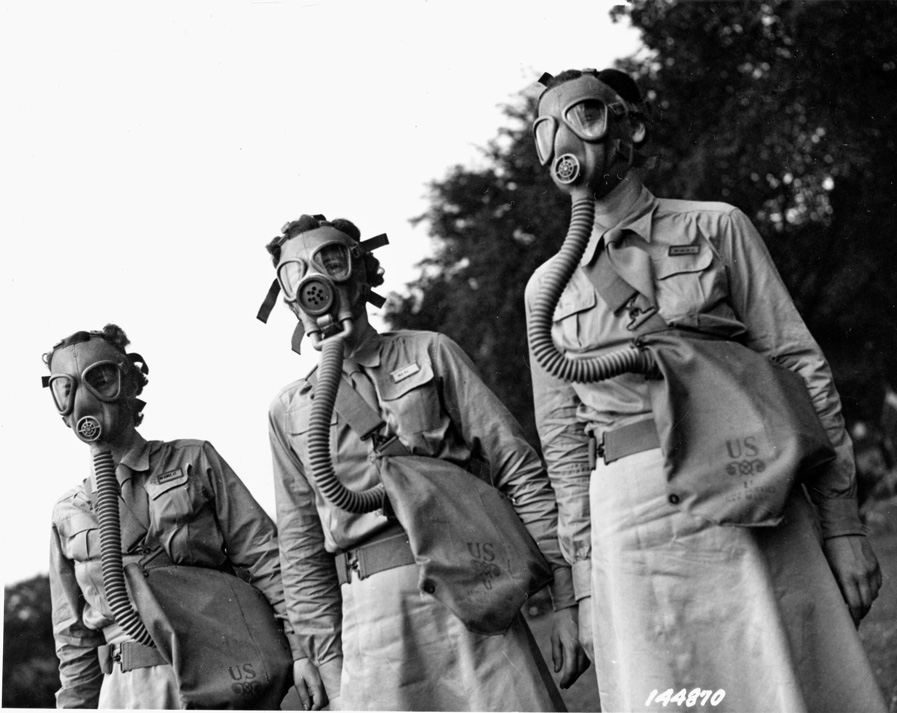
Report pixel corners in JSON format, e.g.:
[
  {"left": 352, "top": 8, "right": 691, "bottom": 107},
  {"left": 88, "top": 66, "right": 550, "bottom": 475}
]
[
  {"left": 339, "top": 562, "right": 565, "bottom": 711},
  {"left": 588, "top": 447, "right": 886, "bottom": 713}
]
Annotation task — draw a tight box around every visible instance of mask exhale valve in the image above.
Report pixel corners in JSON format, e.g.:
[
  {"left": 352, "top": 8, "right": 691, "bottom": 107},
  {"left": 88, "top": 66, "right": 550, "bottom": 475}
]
[{"left": 553, "top": 154, "right": 581, "bottom": 185}]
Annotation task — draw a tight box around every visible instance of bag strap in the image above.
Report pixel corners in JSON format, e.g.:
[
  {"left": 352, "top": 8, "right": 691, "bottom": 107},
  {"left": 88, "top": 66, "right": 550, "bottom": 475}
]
[
  {"left": 306, "top": 371, "right": 411, "bottom": 456},
  {"left": 583, "top": 238, "right": 668, "bottom": 335}
]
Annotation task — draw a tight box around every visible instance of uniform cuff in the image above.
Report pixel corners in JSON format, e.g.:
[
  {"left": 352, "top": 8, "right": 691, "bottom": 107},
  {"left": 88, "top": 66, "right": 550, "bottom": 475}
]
[
  {"left": 318, "top": 656, "right": 343, "bottom": 700},
  {"left": 285, "top": 631, "right": 307, "bottom": 661},
  {"left": 548, "top": 565, "right": 576, "bottom": 610},
  {"left": 812, "top": 495, "right": 865, "bottom": 539},
  {"left": 572, "top": 559, "right": 592, "bottom": 601}
]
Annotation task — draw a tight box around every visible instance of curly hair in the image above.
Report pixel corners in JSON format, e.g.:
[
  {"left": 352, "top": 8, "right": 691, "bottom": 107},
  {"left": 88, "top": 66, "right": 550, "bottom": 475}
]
[
  {"left": 265, "top": 214, "right": 385, "bottom": 288},
  {"left": 43, "top": 323, "right": 149, "bottom": 426}
]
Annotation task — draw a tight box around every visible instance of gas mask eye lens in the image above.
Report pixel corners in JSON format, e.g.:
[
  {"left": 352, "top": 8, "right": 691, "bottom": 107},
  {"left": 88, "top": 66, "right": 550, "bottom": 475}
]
[
  {"left": 277, "top": 259, "right": 307, "bottom": 301},
  {"left": 565, "top": 99, "right": 609, "bottom": 140},
  {"left": 313, "top": 244, "right": 351, "bottom": 281},
  {"left": 83, "top": 362, "right": 122, "bottom": 401},
  {"left": 49, "top": 375, "right": 75, "bottom": 414},
  {"left": 533, "top": 117, "right": 557, "bottom": 166}
]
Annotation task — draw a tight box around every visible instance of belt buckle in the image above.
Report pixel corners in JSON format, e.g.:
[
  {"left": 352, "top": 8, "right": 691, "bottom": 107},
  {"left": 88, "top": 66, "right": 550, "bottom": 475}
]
[
  {"left": 588, "top": 435, "right": 607, "bottom": 469},
  {"left": 346, "top": 550, "right": 360, "bottom": 582}
]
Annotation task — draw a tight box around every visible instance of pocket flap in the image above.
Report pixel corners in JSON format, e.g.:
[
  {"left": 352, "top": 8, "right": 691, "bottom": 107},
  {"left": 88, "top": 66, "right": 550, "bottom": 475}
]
[
  {"left": 379, "top": 358, "right": 435, "bottom": 401},
  {"left": 287, "top": 400, "right": 337, "bottom": 435},
  {"left": 58, "top": 511, "right": 96, "bottom": 537},
  {"left": 145, "top": 468, "right": 188, "bottom": 499},
  {"left": 653, "top": 241, "right": 713, "bottom": 279},
  {"left": 553, "top": 290, "right": 596, "bottom": 321}
]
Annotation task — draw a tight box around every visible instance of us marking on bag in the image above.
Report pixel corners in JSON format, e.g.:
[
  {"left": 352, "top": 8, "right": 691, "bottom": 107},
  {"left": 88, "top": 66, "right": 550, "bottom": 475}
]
[
  {"left": 157, "top": 468, "right": 183, "bottom": 484},
  {"left": 467, "top": 542, "right": 501, "bottom": 591},
  {"left": 668, "top": 245, "right": 700, "bottom": 256},
  {"left": 391, "top": 363, "right": 420, "bottom": 382}
]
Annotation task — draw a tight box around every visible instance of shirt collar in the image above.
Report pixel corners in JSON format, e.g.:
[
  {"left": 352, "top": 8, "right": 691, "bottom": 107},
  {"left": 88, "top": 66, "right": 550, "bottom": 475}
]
[
  {"left": 345, "top": 323, "right": 382, "bottom": 370},
  {"left": 118, "top": 431, "right": 151, "bottom": 474},
  {"left": 581, "top": 178, "right": 658, "bottom": 266},
  {"left": 87, "top": 431, "right": 151, "bottom": 492}
]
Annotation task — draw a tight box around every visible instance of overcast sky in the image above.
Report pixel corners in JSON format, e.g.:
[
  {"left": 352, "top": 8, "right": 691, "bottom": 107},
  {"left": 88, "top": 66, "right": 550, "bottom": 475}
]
[{"left": 0, "top": 0, "right": 642, "bottom": 585}]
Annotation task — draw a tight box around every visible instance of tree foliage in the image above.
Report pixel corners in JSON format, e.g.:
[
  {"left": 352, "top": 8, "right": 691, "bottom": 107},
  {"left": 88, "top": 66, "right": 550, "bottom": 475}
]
[
  {"left": 385, "top": 100, "right": 568, "bottom": 442},
  {"left": 4, "top": 575, "right": 59, "bottom": 708},
  {"left": 386, "top": 0, "right": 897, "bottom": 441}
]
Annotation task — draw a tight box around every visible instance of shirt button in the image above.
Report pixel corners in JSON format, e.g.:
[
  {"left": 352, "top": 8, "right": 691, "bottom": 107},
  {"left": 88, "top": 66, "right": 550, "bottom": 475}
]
[{"left": 668, "top": 493, "right": 681, "bottom": 505}]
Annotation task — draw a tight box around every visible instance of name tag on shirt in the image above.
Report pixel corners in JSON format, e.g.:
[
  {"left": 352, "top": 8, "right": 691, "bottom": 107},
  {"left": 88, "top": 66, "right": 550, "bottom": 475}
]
[
  {"left": 391, "top": 363, "right": 420, "bottom": 382},
  {"left": 157, "top": 469, "right": 183, "bottom": 485},
  {"left": 669, "top": 245, "right": 700, "bottom": 256}
]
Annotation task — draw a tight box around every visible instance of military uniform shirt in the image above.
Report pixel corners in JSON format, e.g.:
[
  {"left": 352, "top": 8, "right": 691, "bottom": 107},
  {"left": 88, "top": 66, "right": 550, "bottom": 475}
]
[
  {"left": 49, "top": 434, "right": 304, "bottom": 708},
  {"left": 525, "top": 179, "right": 865, "bottom": 600},
  {"left": 269, "top": 326, "right": 575, "bottom": 674}
]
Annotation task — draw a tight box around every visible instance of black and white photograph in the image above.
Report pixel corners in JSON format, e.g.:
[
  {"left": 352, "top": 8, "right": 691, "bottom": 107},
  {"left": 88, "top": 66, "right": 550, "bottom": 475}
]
[{"left": 2, "top": 1, "right": 896, "bottom": 711}]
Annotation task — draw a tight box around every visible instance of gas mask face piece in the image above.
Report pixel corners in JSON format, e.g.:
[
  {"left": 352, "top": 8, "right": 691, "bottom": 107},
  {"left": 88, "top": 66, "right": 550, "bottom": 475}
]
[
  {"left": 534, "top": 74, "right": 637, "bottom": 197},
  {"left": 276, "top": 226, "right": 368, "bottom": 348},
  {"left": 44, "top": 339, "right": 136, "bottom": 445}
]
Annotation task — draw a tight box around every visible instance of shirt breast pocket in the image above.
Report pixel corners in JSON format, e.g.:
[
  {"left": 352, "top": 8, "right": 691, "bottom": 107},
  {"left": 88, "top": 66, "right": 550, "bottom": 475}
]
[
  {"left": 378, "top": 358, "right": 442, "bottom": 436},
  {"left": 553, "top": 290, "right": 597, "bottom": 351},
  {"left": 58, "top": 512, "right": 99, "bottom": 562},
  {"left": 145, "top": 467, "right": 219, "bottom": 564},
  {"left": 651, "top": 241, "right": 716, "bottom": 318},
  {"left": 287, "top": 401, "right": 338, "bottom": 460}
]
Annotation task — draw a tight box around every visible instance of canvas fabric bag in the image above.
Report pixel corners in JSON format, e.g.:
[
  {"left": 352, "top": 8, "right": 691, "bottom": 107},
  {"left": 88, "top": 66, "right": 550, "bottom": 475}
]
[
  {"left": 639, "top": 330, "right": 836, "bottom": 526},
  {"left": 585, "top": 239, "right": 835, "bottom": 527},
  {"left": 374, "top": 449, "right": 554, "bottom": 635},
  {"left": 123, "top": 540, "right": 293, "bottom": 709},
  {"left": 318, "top": 371, "right": 554, "bottom": 636}
]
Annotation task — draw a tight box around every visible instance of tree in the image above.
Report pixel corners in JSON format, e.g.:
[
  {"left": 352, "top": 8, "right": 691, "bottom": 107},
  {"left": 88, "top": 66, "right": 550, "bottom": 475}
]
[
  {"left": 615, "top": 0, "right": 897, "bottom": 423},
  {"left": 386, "top": 0, "right": 897, "bottom": 441},
  {"left": 3, "top": 575, "right": 59, "bottom": 708},
  {"left": 385, "top": 100, "right": 568, "bottom": 443}
]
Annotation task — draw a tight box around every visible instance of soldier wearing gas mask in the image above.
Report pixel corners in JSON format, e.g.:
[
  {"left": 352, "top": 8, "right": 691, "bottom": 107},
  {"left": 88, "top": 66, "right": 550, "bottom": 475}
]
[
  {"left": 525, "top": 68, "right": 886, "bottom": 712},
  {"left": 44, "top": 325, "right": 325, "bottom": 709},
  {"left": 260, "top": 214, "right": 589, "bottom": 711}
]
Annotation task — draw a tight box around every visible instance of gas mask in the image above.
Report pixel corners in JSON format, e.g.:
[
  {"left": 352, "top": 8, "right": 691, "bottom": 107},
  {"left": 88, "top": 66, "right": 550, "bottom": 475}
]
[
  {"left": 42, "top": 337, "right": 143, "bottom": 445},
  {"left": 257, "top": 215, "right": 388, "bottom": 352},
  {"left": 534, "top": 71, "right": 646, "bottom": 199}
]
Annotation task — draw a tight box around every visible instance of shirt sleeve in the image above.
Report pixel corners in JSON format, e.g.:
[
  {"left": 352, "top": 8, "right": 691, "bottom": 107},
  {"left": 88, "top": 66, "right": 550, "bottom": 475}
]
[
  {"left": 199, "top": 441, "right": 306, "bottom": 659},
  {"left": 268, "top": 394, "right": 343, "bottom": 686},
  {"left": 430, "top": 332, "right": 576, "bottom": 610},
  {"left": 720, "top": 208, "right": 864, "bottom": 538},
  {"left": 49, "top": 519, "right": 104, "bottom": 708},
  {"left": 525, "top": 274, "right": 594, "bottom": 601}
]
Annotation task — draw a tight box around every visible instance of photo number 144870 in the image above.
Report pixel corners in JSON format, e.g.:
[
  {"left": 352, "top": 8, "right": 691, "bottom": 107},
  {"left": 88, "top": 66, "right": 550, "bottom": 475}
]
[{"left": 646, "top": 688, "right": 726, "bottom": 708}]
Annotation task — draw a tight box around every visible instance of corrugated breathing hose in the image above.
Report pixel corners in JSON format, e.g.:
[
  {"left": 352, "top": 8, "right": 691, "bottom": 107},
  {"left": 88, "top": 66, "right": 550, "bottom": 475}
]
[
  {"left": 307, "top": 336, "right": 385, "bottom": 513},
  {"left": 89, "top": 440, "right": 155, "bottom": 647},
  {"left": 527, "top": 194, "right": 656, "bottom": 382}
]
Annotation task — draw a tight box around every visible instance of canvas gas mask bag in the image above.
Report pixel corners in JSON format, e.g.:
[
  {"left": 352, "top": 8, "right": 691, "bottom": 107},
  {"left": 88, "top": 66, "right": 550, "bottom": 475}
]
[
  {"left": 585, "top": 240, "right": 836, "bottom": 527},
  {"left": 311, "top": 371, "right": 554, "bottom": 636}
]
